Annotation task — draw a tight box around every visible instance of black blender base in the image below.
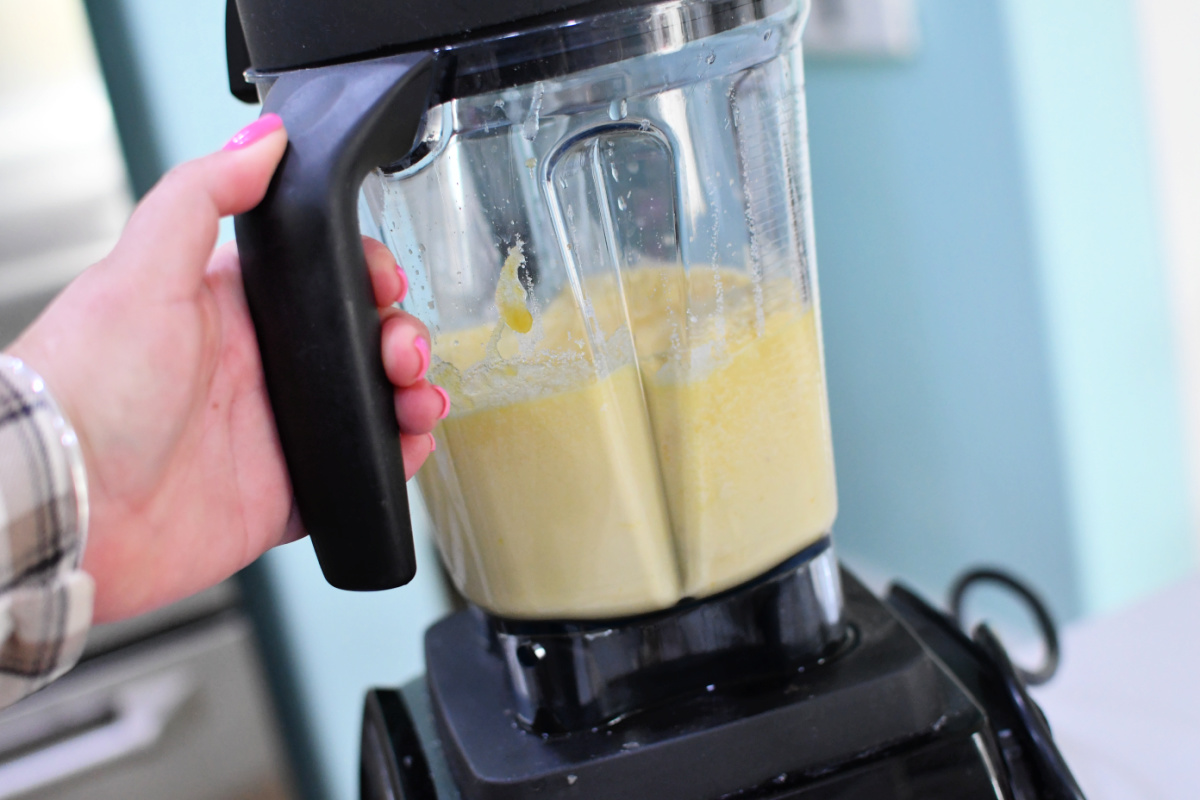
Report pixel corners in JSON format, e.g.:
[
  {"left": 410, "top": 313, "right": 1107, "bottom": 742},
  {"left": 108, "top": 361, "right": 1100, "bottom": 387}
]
[
  {"left": 370, "top": 677, "right": 997, "bottom": 800},
  {"left": 361, "top": 570, "right": 1083, "bottom": 800}
]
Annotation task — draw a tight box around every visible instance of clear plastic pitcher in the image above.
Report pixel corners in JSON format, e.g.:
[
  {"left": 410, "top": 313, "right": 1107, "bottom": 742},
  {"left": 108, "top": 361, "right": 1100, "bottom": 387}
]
[
  {"left": 355, "top": 0, "right": 836, "bottom": 619},
  {"left": 234, "top": 0, "right": 834, "bottom": 616}
]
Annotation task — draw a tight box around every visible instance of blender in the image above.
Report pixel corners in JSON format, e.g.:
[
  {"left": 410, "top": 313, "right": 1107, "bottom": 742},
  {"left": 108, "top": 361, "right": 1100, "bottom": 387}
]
[{"left": 225, "top": 0, "right": 1085, "bottom": 797}]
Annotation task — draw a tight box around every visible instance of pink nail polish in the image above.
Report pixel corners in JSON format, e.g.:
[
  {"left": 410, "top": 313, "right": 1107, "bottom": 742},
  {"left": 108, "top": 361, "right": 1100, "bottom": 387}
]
[
  {"left": 223, "top": 114, "right": 284, "bottom": 151},
  {"left": 433, "top": 385, "right": 451, "bottom": 420},
  {"left": 414, "top": 337, "right": 430, "bottom": 381},
  {"left": 397, "top": 266, "right": 409, "bottom": 303},
  {"left": 429, "top": 433, "right": 437, "bottom": 452}
]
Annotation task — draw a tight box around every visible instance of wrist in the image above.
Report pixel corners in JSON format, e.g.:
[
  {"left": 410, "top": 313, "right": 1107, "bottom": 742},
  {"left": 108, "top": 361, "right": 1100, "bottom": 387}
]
[{"left": 0, "top": 354, "right": 90, "bottom": 560}]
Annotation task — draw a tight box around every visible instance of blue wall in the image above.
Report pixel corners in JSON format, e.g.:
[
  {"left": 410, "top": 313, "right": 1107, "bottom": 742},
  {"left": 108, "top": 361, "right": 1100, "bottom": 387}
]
[
  {"left": 804, "top": 0, "right": 1193, "bottom": 619},
  {"left": 1002, "top": 0, "right": 1194, "bottom": 614},
  {"left": 806, "top": 1, "right": 1081, "bottom": 618}
]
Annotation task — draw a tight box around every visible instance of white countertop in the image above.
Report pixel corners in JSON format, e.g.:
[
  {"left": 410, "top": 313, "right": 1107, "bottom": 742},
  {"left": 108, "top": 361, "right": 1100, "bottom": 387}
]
[{"left": 1031, "top": 575, "right": 1200, "bottom": 799}]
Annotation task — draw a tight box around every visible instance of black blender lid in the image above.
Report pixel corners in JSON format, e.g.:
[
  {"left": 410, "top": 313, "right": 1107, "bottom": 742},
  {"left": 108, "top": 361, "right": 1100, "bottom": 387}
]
[
  {"left": 230, "top": 0, "right": 666, "bottom": 74},
  {"left": 227, "top": 0, "right": 794, "bottom": 103}
]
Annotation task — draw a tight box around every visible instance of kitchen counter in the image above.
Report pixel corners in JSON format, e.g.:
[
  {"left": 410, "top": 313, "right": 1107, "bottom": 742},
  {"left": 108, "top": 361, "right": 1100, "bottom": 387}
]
[{"left": 1032, "top": 574, "right": 1200, "bottom": 798}]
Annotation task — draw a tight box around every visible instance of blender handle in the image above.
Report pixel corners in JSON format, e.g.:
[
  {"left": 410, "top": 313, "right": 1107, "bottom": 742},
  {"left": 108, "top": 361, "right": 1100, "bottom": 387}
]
[{"left": 234, "top": 53, "right": 439, "bottom": 591}]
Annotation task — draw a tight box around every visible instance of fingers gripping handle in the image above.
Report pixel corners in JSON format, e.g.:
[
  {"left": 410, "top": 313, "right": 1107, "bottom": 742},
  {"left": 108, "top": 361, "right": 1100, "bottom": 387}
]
[{"left": 234, "top": 54, "right": 438, "bottom": 591}]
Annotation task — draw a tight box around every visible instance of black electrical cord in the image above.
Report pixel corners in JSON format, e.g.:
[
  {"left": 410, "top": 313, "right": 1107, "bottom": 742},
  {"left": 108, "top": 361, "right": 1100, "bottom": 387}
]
[{"left": 949, "top": 567, "right": 1061, "bottom": 686}]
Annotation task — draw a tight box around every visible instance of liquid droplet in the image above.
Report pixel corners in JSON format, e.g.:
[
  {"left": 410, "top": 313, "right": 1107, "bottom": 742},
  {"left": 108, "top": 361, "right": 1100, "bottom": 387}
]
[
  {"left": 706, "top": 53, "right": 716, "bottom": 65},
  {"left": 610, "top": 163, "right": 620, "bottom": 181},
  {"left": 567, "top": 775, "right": 578, "bottom": 786},
  {"left": 764, "top": 29, "right": 772, "bottom": 40},
  {"left": 617, "top": 196, "right": 627, "bottom": 211},
  {"left": 608, "top": 98, "right": 628, "bottom": 120},
  {"left": 522, "top": 83, "right": 545, "bottom": 142}
]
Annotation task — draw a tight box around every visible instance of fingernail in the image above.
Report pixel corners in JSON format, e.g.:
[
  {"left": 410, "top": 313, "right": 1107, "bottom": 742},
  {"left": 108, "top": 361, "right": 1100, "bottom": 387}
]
[
  {"left": 429, "top": 433, "right": 437, "bottom": 452},
  {"left": 414, "top": 336, "right": 430, "bottom": 381},
  {"left": 224, "top": 114, "right": 284, "bottom": 151},
  {"left": 397, "top": 266, "right": 409, "bottom": 303},
  {"left": 433, "top": 385, "right": 451, "bottom": 420}
]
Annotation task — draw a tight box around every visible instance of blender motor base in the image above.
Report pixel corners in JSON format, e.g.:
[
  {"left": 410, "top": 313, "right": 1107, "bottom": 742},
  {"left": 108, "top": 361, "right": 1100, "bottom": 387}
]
[{"left": 363, "top": 572, "right": 1013, "bottom": 800}]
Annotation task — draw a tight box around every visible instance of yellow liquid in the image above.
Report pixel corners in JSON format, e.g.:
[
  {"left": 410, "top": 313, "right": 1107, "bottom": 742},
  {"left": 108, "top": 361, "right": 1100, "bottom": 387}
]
[
  {"left": 495, "top": 237, "right": 534, "bottom": 334},
  {"left": 644, "top": 306, "right": 837, "bottom": 597},
  {"left": 421, "top": 267, "right": 837, "bottom": 619}
]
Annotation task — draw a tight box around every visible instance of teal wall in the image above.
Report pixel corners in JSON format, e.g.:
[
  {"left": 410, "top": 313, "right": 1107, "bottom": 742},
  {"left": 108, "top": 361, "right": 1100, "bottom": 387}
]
[
  {"left": 806, "top": 1, "right": 1083, "bottom": 619},
  {"left": 805, "top": 0, "right": 1193, "bottom": 619},
  {"left": 1001, "top": 0, "right": 1194, "bottom": 614},
  {"left": 81, "top": 0, "right": 1195, "bottom": 798}
]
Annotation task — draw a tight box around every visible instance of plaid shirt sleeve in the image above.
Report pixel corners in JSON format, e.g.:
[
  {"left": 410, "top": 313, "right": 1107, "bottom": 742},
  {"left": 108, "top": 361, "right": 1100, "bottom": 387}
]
[{"left": 0, "top": 355, "right": 93, "bottom": 708}]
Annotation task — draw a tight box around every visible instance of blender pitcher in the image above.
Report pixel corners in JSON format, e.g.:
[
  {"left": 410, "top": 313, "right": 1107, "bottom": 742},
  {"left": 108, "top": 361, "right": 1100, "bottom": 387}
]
[
  {"left": 233, "top": 0, "right": 838, "bottom": 620},
  {"left": 230, "top": 7, "right": 1090, "bottom": 793}
]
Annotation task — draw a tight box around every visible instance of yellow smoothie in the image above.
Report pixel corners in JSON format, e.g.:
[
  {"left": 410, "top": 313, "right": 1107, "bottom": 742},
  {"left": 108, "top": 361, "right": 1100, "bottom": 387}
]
[{"left": 421, "top": 264, "right": 837, "bottom": 619}]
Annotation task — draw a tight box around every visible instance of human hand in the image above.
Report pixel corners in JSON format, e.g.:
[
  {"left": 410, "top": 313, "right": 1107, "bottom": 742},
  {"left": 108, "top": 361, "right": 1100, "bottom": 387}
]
[{"left": 7, "top": 116, "right": 447, "bottom": 623}]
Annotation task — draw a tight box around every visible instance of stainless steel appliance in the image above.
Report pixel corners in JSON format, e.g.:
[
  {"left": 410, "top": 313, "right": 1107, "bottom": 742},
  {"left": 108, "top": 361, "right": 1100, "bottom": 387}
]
[{"left": 0, "top": 585, "right": 295, "bottom": 800}]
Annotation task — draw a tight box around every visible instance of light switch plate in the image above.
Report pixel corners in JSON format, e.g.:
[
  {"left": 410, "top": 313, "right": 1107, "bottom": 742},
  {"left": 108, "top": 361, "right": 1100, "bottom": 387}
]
[{"left": 803, "top": 0, "right": 920, "bottom": 59}]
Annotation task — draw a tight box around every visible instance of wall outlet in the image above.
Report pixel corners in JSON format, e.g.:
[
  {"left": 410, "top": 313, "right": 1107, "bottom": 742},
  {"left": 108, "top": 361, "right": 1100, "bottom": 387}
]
[{"left": 803, "top": 0, "right": 920, "bottom": 59}]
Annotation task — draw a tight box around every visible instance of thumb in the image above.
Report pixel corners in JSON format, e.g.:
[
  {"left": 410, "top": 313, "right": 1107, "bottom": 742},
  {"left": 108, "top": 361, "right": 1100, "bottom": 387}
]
[{"left": 107, "top": 115, "right": 288, "bottom": 296}]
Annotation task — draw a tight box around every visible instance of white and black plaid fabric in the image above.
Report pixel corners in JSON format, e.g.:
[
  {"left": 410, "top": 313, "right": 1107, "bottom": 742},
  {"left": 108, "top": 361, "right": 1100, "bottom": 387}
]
[{"left": 0, "top": 356, "right": 93, "bottom": 708}]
